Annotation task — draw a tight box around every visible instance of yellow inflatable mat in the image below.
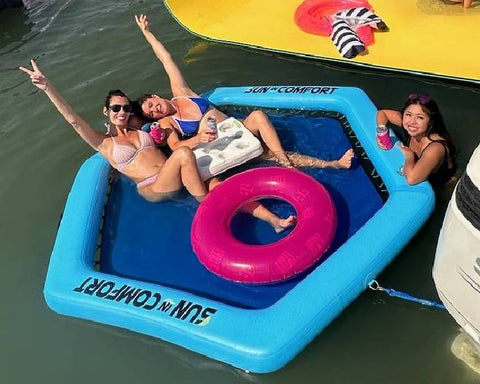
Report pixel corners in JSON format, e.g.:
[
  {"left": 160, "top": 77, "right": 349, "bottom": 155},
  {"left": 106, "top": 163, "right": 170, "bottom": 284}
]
[{"left": 164, "top": 0, "right": 480, "bottom": 84}]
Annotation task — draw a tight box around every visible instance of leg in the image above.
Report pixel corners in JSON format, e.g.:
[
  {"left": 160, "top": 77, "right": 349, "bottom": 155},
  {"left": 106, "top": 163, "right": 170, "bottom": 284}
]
[
  {"left": 262, "top": 148, "right": 354, "bottom": 169},
  {"left": 288, "top": 148, "right": 354, "bottom": 169},
  {"left": 141, "top": 147, "right": 208, "bottom": 202},
  {"left": 243, "top": 110, "right": 293, "bottom": 167},
  {"left": 241, "top": 201, "right": 296, "bottom": 233},
  {"left": 205, "top": 176, "right": 222, "bottom": 192},
  {"left": 205, "top": 176, "right": 296, "bottom": 233}
]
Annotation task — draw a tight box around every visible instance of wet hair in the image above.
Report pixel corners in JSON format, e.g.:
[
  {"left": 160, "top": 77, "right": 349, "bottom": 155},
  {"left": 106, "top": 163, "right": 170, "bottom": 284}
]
[
  {"left": 135, "top": 93, "right": 159, "bottom": 122},
  {"left": 136, "top": 93, "right": 156, "bottom": 108},
  {"left": 402, "top": 94, "right": 457, "bottom": 173},
  {"left": 104, "top": 89, "right": 131, "bottom": 109}
]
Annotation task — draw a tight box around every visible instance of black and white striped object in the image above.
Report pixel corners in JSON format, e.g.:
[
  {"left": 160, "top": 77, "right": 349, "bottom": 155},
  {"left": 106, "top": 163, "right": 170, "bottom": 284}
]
[
  {"left": 335, "top": 7, "right": 388, "bottom": 31},
  {"left": 329, "top": 19, "right": 365, "bottom": 59}
]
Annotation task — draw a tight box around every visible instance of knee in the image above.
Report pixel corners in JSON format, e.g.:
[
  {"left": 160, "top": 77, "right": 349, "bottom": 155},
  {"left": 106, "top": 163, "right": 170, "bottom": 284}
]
[
  {"left": 171, "top": 146, "right": 196, "bottom": 164},
  {"left": 247, "top": 110, "right": 268, "bottom": 124}
]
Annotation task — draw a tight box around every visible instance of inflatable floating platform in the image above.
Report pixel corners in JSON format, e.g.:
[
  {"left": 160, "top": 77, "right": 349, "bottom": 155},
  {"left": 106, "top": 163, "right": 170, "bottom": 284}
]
[
  {"left": 164, "top": 0, "right": 480, "bottom": 84},
  {"left": 434, "top": 143, "right": 480, "bottom": 350},
  {"left": 45, "top": 86, "right": 435, "bottom": 373}
]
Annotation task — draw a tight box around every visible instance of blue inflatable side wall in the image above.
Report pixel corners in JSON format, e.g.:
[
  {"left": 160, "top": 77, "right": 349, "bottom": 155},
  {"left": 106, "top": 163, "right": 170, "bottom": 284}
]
[{"left": 44, "top": 86, "right": 434, "bottom": 373}]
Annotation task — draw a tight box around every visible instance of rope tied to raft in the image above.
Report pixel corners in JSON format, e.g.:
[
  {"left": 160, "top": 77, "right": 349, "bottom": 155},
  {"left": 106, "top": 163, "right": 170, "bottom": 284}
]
[{"left": 368, "top": 280, "right": 446, "bottom": 309}]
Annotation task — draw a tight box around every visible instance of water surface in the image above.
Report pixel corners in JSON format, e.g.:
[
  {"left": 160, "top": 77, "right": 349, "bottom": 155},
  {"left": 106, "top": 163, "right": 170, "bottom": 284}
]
[{"left": 1, "top": 1, "right": 480, "bottom": 383}]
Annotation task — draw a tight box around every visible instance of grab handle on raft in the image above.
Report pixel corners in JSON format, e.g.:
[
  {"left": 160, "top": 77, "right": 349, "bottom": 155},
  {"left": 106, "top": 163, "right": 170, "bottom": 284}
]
[{"left": 368, "top": 280, "right": 446, "bottom": 309}]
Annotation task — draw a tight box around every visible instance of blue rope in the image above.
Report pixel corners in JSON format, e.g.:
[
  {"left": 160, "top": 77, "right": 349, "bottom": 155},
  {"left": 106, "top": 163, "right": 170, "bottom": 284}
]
[{"left": 368, "top": 280, "right": 446, "bottom": 309}]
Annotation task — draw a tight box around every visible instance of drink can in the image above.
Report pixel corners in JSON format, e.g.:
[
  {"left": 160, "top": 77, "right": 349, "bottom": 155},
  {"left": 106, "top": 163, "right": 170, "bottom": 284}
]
[
  {"left": 376, "top": 125, "right": 393, "bottom": 150},
  {"left": 207, "top": 116, "right": 217, "bottom": 133}
]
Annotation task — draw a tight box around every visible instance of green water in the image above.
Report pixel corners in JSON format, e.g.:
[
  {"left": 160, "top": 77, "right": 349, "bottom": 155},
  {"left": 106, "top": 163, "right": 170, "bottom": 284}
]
[{"left": 1, "top": 1, "right": 480, "bottom": 383}]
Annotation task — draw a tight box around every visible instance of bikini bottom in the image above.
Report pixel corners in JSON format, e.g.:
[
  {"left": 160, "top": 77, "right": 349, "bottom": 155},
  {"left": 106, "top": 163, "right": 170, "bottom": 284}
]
[{"left": 136, "top": 174, "right": 158, "bottom": 189}]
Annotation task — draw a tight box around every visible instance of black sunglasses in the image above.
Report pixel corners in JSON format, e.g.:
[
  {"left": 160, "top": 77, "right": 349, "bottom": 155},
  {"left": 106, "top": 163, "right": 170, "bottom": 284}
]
[{"left": 109, "top": 104, "right": 132, "bottom": 113}]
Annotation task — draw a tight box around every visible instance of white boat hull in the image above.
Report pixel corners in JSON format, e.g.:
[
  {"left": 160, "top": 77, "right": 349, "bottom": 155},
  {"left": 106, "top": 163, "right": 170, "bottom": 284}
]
[{"left": 433, "top": 144, "right": 480, "bottom": 348}]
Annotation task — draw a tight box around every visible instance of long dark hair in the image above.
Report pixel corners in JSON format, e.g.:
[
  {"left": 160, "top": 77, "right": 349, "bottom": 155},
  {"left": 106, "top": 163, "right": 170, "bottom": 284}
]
[{"left": 402, "top": 94, "right": 457, "bottom": 172}]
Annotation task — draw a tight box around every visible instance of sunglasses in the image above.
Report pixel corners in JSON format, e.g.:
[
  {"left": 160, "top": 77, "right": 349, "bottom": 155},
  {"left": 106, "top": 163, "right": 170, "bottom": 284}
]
[
  {"left": 408, "top": 93, "right": 431, "bottom": 105},
  {"left": 109, "top": 104, "right": 132, "bottom": 113}
]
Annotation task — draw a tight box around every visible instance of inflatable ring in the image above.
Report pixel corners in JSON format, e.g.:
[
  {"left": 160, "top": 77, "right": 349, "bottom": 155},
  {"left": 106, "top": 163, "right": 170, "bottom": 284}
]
[
  {"left": 295, "top": 0, "right": 373, "bottom": 44},
  {"left": 191, "top": 167, "right": 337, "bottom": 284}
]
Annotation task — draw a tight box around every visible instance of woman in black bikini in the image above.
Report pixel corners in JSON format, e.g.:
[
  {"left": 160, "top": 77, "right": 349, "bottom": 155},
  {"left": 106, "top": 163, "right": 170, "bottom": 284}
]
[
  {"left": 134, "top": 14, "right": 354, "bottom": 170},
  {"left": 376, "top": 94, "right": 457, "bottom": 187}
]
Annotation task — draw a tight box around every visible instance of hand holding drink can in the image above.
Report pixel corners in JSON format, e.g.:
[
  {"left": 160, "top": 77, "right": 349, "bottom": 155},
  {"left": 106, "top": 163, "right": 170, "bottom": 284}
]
[
  {"left": 376, "top": 125, "right": 393, "bottom": 150},
  {"left": 207, "top": 116, "right": 217, "bottom": 133}
]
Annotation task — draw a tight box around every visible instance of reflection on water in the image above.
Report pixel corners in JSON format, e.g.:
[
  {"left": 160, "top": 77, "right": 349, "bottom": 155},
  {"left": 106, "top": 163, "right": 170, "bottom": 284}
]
[
  {"left": 0, "top": 6, "right": 31, "bottom": 49},
  {"left": 0, "top": 0, "right": 72, "bottom": 57},
  {"left": 451, "top": 332, "right": 480, "bottom": 375}
]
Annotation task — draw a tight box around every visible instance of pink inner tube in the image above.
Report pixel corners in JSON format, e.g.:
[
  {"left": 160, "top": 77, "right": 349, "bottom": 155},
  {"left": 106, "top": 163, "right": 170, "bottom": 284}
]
[{"left": 191, "top": 167, "right": 337, "bottom": 284}]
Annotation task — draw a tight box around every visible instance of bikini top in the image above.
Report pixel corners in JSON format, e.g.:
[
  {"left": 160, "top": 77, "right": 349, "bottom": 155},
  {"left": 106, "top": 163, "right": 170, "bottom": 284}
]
[
  {"left": 111, "top": 130, "right": 155, "bottom": 172},
  {"left": 171, "top": 96, "right": 210, "bottom": 136},
  {"left": 408, "top": 138, "right": 456, "bottom": 187}
]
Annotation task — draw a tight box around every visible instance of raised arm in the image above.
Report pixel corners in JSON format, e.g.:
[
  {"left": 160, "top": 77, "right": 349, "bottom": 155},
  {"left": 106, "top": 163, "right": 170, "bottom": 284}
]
[
  {"left": 135, "top": 14, "right": 195, "bottom": 97},
  {"left": 376, "top": 109, "right": 402, "bottom": 127},
  {"left": 19, "top": 60, "right": 105, "bottom": 150}
]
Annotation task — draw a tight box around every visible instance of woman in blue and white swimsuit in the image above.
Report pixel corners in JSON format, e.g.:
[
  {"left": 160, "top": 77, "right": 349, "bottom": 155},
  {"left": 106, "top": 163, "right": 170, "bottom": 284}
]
[
  {"left": 134, "top": 14, "right": 354, "bottom": 170},
  {"left": 19, "top": 60, "right": 295, "bottom": 232}
]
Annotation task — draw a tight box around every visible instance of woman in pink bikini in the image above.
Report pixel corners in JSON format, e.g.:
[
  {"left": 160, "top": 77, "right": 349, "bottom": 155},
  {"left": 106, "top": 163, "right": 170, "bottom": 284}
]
[
  {"left": 19, "top": 60, "right": 295, "bottom": 232},
  {"left": 134, "top": 14, "right": 354, "bottom": 170}
]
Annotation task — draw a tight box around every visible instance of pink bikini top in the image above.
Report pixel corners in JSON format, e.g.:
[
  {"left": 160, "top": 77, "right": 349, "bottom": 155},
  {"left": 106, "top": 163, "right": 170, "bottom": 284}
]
[{"left": 111, "top": 130, "right": 155, "bottom": 171}]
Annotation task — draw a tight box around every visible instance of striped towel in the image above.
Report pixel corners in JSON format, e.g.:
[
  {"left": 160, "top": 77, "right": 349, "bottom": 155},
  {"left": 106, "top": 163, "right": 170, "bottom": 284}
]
[
  {"left": 335, "top": 7, "right": 388, "bottom": 31},
  {"left": 329, "top": 7, "right": 388, "bottom": 59},
  {"left": 330, "top": 19, "right": 365, "bottom": 59}
]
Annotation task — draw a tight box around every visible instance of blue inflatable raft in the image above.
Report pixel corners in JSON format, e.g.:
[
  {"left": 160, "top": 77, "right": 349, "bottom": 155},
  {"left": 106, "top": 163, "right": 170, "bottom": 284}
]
[{"left": 45, "top": 86, "right": 435, "bottom": 373}]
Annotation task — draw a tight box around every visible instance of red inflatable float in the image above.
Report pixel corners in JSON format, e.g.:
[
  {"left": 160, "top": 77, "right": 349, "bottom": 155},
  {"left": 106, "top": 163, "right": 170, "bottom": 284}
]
[
  {"left": 295, "top": 0, "right": 375, "bottom": 46},
  {"left": 191, "top": 167, "right": 337, "bottom": 284}
]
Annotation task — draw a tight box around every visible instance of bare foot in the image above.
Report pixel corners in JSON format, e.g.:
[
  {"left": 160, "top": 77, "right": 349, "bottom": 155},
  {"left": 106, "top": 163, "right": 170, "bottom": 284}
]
[
  {"left": 336, "top": 149, "right": 354, "bottom": 169},
  {"left": 272, "top": 215, "right": 297, "bottom": 233}
]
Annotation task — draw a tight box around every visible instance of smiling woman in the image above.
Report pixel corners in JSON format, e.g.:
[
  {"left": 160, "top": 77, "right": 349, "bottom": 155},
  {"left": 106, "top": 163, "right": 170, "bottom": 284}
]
[
  {"left": 376, "top": 94, "right": 457, "bottom": 186},
  {"left": 18, "top": 59, "right": 297, "bottom": 232},
  {"left": 133, "top": 13, "right": 354, "bottom": 169},
  {"left": 18, "top": 59, "right": 210, "bottom": 202}
]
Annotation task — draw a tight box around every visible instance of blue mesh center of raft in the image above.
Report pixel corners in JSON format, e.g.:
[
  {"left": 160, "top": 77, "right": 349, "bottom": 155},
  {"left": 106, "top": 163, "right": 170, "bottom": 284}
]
[{"left": 100, "top": 114, "right": 383, "bottom": 309}]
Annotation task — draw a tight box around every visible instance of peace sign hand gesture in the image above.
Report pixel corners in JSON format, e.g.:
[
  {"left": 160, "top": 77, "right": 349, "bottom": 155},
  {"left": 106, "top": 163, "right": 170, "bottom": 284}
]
[{"left": 19, "top": 59, "right": 49, "bottom": 91}]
